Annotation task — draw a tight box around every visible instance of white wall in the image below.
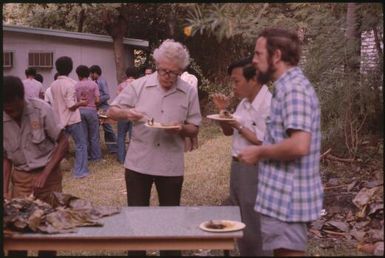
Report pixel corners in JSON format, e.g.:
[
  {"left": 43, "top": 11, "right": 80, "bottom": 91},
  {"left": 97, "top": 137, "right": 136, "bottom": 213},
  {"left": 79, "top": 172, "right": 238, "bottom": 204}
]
[{"left": 3, "top": 31, "right": 131, "bottom": 100}]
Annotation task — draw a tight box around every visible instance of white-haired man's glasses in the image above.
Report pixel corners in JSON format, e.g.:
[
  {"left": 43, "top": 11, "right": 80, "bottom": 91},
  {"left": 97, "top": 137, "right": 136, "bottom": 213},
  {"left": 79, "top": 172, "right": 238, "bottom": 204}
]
[{"left": 157, "top": 68, "right": 180, "bottom": 78}]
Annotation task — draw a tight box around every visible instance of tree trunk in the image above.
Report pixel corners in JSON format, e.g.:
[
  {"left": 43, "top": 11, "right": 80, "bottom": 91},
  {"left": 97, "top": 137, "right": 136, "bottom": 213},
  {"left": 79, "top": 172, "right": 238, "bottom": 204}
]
[
  {"left": 104, "top": 10, "right": 129, "bottom": 84},
  {"left": 77, "top": 8, "right": 85, "bottom": 32},
  {"left": 112, "top": 36, "right": 127, "bottom": 84},
  {"left": 372, "top": 26, "right": 383, "bottom": 132},
  {"left": 345, "top": 3, "right": 361, "bottom": 71},
  {"left": 168, "top": 4, "right": 177, "bottom": 39}
]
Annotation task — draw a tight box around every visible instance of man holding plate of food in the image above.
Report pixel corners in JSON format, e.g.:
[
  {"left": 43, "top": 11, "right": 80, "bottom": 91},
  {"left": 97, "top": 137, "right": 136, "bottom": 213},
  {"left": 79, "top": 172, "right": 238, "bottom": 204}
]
[
  {"left": 210, "top": 57, "right": 272, "bottom": 256},
  {"left": 107, "top": 39, "right": 201, "bottom": 256}
]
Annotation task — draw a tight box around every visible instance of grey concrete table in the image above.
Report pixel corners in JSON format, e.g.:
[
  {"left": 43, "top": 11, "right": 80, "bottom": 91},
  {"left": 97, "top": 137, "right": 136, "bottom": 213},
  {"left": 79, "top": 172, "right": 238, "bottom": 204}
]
[{"left": 4, "top": 206, "right": 243, "bottom": 255}]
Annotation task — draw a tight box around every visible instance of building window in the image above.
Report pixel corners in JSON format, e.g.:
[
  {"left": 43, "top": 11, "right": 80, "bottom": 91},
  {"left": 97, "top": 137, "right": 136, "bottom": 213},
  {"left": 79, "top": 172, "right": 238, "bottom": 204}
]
[
  {"left": 3, "top": 52, "right": 13, "bottom": 68},
  {"left": 28, "top": 52, "right": 53, "bottom": 68}
]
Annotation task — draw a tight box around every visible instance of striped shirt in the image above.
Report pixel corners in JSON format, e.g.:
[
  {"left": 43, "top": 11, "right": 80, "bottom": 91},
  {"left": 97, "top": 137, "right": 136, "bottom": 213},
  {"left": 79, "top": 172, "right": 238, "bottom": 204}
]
[{"left": 255, "top": 67, "right": 324, "bottom": 222}]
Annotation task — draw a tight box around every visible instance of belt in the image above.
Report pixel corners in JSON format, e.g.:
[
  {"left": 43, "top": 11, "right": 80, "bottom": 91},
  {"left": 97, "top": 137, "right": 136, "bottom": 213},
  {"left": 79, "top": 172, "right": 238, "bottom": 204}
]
[{"left": 232, "top": 156, "right": 239, "bottom": 162}]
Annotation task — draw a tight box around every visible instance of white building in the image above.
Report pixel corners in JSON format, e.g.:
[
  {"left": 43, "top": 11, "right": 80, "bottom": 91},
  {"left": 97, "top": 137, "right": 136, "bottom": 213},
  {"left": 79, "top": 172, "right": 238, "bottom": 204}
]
[{"left": 3, "top": 24, "right": 149, "bottom": 99}]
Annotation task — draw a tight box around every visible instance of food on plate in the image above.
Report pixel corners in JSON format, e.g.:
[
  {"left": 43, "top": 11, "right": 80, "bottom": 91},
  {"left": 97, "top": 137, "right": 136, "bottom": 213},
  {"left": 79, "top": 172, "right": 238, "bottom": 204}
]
[
  {"left": 206, "top": 220, "right": 226, "bottom": 229},
  {"left": 147, "top": 118, "right": 154, "bottom": 125},
  {"left": 219, "top": 109, "right": 233, "bottom": 119}
]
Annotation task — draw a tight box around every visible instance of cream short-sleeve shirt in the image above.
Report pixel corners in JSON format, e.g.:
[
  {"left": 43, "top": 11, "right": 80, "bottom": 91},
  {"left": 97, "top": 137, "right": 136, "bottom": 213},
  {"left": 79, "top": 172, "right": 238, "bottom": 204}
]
[
  {"left": 50, "top": 75, "right": 81, "bottom": 127},
  {"left": 111, "top": 72, "right": 202, "bottom": 176}
]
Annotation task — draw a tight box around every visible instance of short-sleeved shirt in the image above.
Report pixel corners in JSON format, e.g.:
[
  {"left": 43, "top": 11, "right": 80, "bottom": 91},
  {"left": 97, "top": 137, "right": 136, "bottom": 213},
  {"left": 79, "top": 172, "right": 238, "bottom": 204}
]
[
  {"left": 231, "top": 85, "right": 272, "bottom": 157},
  {"left": 111, "top": 72, "right": 202, "bottom": 176},
  {"left": 96, "top": 76, "right": 110, "bottom": 110},
  {"left": 75, "top": 79, "right": 100, "bottom": 110},
  {"left": 50, "top": 75, "right": 81, "bottom": 128},
  {"left": 181, "top": 72, "right": 198, "bottom": 93},
  {"left": 22, "top": 78, "right": 43, "bottom": 100},
  {"left": 255, "top": 67, "right": 323, "bottom": 222},
  {"left": 117, "top": 78, "right": 135, "bottom": 94},
  {"left": 44, "top": 87, "right": 53, "bottom": 105},
  {"left": 3, "top": 98, "right": 63, "bottom": 171}
]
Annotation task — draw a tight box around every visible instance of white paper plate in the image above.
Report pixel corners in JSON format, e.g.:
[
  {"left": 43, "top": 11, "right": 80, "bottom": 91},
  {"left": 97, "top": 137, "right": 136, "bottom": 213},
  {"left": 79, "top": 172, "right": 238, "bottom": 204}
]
[
  {"left": 206, "top": 114, "right": 237, "bottom": 121},
  {"left": 144, "top": 122, "right": 181, "bottom": 129},
  {"left": 199, "top": 220, "right": 245, "bottom": 233}
]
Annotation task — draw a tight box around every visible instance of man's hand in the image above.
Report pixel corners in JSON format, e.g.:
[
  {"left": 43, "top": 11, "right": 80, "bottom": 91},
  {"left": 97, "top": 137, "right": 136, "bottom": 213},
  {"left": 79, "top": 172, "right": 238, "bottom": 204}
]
[
  {"left": 3, "top": 191, "right": 11, "bottom": 200},
  {"left": 238, "top": 145, "right": 263, "bottom": 165},
  {"left": 128, "top": 109, "right": 146, "bottom": 121},
  {"left": 211, "top": 93, "right": 230, "bottom": 110},
  {"left": 33, "top": 172, "right": 49, "bottom": 190},
  {"left": 222, "top": 119, "right": 241, "bottom": 129}
]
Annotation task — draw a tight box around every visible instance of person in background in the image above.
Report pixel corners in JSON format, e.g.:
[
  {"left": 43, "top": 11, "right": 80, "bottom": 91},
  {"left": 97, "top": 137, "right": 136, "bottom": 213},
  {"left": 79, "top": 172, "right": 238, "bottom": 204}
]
[
  {"left": 89, "top": 65, "right": 118, "bottom": 154},
  {"left": 35, "top": 73, "right": 45, "bottom": 100},
  {"left": 143, "top": 66, "right": 154, "bottom": 76},
  {"left": 35, "top": 73, "right": 44, "bottom": 84},
  {"left": 3, "top": 75, "right": 69, "bottom": 257},
  {"left": 50, "top": 56, "right": 89, "bottom": 179},
  {"left": 212, "top": 57, "right": 272, "bottom": 256},
  {"left": 75, "top": 65, "right": 102, "bottom": 162},
  {"left": 22, "top": 67, "right": 44, "bottom": 100},
  {"left": 44, "top": 73, "right": 59, "bottom": 106},
  {"left": 238, "top": 28, "right": 324, "bottom": 257},
  {"left": 180, "top": 67, "right": 198, "bottom": 92},
  {"left": 181, "top": 66, "right": 199, "bottom": 152},
  {"left": 108, "top": 39, "right": 201, "bottom": 256},
  {"left": 116, "top": 67, "right": 139, "bottom": 164}
]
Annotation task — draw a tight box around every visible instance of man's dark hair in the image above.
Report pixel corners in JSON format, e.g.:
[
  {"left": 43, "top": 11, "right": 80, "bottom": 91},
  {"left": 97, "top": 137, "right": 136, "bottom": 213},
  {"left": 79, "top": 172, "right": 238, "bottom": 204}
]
[
  {"left": 55, "top": 56, "right": 73, "bottom": 76},
  {"left": 35, "top": 73, "right": 43, "bottom": 83},
  {"left": 25, "top": 67, "right": 37, "bottom": 77},
  {"left": 89, "top": 65, "right": 102, "bottom": 75},
  {"left": 54, "top": 72, "right": 59, "bottom": 80},
  {"left": 76, "top": 65, "right": 90, "bottom": 78},
  {"left": 227, "top": 56, "right": 257, "bottom": 81},
  {"left": 125, "top": 67, "right": 139, "bottom": 79},
  {"left": 258, "top": 28, "right": 301, "bottom": 66},
  {"left": 227, "top": 57, "right": 252, "bottom": 75},
  {"left": 4, "top": 76, "right": 25, "bottom": 103}
]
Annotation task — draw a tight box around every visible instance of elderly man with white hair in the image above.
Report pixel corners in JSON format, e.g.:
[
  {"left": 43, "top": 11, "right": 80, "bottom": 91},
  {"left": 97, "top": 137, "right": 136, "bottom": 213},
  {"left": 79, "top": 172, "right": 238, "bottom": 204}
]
[{"left": 108, "top": 39, "right": 201, "bottom": 256}]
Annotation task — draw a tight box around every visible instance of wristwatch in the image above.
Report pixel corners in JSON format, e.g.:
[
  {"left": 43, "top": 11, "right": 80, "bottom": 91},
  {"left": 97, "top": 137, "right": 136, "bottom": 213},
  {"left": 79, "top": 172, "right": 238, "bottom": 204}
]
[{"left": 238, "top": 125, "right": 244, "bottom": 133}]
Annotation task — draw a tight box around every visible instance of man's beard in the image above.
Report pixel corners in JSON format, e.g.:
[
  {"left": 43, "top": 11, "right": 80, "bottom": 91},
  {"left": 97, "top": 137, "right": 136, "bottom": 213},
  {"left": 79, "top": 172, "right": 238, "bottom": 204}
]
[{"left": 258, "top": 57, "right": 276, "bottom": 85}]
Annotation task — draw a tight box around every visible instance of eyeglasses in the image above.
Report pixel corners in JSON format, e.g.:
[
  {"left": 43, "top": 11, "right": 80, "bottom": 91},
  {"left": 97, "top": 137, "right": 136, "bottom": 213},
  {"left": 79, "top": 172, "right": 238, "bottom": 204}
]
[{"left": 157, "top": 68, "right": 180, "bottom": 78}]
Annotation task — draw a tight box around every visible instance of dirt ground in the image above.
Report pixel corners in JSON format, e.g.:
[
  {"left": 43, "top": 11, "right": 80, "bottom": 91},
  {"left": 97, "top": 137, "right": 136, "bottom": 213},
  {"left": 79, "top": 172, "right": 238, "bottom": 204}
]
[{"left": 306, "top": 143, "right": 383, "bottom": 256}]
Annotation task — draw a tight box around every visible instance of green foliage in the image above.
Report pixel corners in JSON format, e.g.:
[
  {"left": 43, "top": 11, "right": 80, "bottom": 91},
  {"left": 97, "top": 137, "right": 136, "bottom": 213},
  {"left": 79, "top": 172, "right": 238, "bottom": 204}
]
[{"left": 186, "top": 3, "right": 383, "bottom": 157}]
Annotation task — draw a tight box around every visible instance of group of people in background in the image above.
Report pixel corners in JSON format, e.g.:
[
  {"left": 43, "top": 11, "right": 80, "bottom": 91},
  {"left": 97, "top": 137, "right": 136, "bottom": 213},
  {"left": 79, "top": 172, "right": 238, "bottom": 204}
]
[{"left": 3, "top": 28, "right": 323, "bottom": 257}]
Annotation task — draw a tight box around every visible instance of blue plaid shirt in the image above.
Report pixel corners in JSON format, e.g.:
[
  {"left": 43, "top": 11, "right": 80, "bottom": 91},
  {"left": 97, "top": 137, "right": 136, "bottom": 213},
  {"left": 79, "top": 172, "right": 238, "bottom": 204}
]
[{"left": 255, "top": 67, "right": 323, "bottom": 222}]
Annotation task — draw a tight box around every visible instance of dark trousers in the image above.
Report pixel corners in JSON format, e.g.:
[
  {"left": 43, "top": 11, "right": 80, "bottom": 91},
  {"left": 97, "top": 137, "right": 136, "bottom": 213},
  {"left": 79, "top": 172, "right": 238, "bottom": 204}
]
[
  {"left": 125, "top": 169, "right": 183, "bottom": 256},
  {"left": 102, "top": 122, "right": 118, "bottom": 153}
]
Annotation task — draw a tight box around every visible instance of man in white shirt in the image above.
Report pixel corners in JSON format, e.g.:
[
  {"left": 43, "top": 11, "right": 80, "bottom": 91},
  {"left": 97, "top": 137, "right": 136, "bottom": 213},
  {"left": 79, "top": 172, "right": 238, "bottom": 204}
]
[
  {"left": 181, "top": 68, "right": 199, "bottom": 151},
  {"left": 181, "top": 70, "right": 198, "bottom": 92},
  {"left": 22, "top": 67, "right": 44, "bottom": 100},
  {"left": 50, "top": 56, "right": 89, "bottom": 179},
  {"left": 212, "top": 57, "right": 272, "bottom": 256},
  {"left": 44, "top": 73, "right": 59, "bottom": 105}
]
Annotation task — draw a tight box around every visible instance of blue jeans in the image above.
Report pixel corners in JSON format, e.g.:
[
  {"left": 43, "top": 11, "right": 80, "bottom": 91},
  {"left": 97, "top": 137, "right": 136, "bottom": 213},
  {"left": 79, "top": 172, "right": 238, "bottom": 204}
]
[
  {"left": 102, "top": 122, "right": 118, "bottom": 153},
  {"left": 117, "top": 120, "right": 132, "bottom": 164},
  {"left": 80, "top": 109, "right": 102, "bottom": 161},
  {"left": 65, "top": 122, "right": 89, "bottom": 177}
]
